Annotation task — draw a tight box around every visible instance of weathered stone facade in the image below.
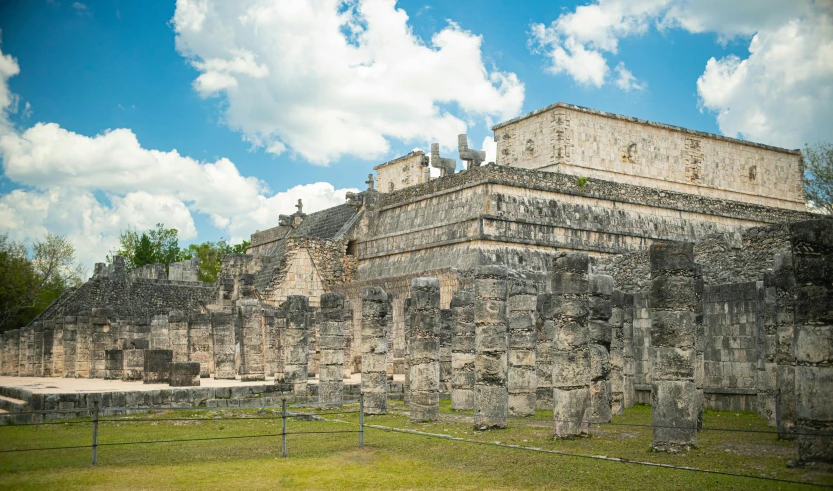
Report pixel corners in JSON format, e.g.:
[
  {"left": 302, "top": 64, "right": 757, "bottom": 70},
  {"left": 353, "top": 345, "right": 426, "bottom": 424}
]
[{"left": 3, "top": 101, "right": 830, "bottom": 462}]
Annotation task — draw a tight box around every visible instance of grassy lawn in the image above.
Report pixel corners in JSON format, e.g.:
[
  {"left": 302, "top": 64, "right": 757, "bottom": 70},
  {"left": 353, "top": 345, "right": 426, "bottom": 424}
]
[{"left": 0, "top": 400, "right": 830, "bottom": 490}]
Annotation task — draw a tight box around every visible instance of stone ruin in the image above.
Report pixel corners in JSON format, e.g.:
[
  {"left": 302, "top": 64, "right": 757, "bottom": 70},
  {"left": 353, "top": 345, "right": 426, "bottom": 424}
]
[{"left": 2, "top": 101, "right": 831, "bottom": 466}]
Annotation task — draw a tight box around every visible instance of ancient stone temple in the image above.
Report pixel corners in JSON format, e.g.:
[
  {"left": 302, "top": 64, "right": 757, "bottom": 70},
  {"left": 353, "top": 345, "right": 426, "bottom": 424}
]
[{"left": 2, "top": 101, "right": 830, "bottom": 462}]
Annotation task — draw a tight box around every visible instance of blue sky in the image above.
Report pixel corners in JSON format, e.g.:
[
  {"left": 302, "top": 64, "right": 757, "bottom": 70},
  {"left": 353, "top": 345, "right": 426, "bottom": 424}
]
[{"left": 0, "top": 0, "right": 830, "bottom": 270}]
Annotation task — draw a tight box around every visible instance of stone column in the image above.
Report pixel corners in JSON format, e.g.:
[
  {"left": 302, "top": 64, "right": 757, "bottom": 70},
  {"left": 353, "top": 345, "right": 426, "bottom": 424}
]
[
  {"left": 239, "top": 300, "right": 266, "bottom": 381},
  {"left": 42, "top": 320, "right": 55, "bottom": 377},
  {"left": 308, "top": 309, "right": 320, "bottom": 379},
  {"left": 622, "top": 293, "right": 636, "bottom": 408},
  {"left": 105, "top": 349, "right": 123, "bottom": 380},
  {"left": 211, "top": 309, "right": 237, "bottom": 380},
  {"left": 474, "top": 266, "right": 509, "bottom": 430},
  {"left": 632, "top": 292, "right": 652, "bottom": 404},
  {"left": 758, "top": 279, "right": 778, "bottom": 426},
  {"left": 150, "top": 314, "right": 171, "bottom": 350},
  {"left": 51, "top": 318, "right": 64, "bottom": 377},
  {"left": 170, "top": 362, "right": 201, "bottom": 387},
  {"left": 550, "top": 253, "right": 591, "bottom": 438},
  {"left": 281, "top": 296, "right": 310, "bottom": 396},
  {"left": 262, "top": 307, "right": 279, "bottom": 379},
  {"left": 361, "top": 287, "right": 389, "bottom": 415},
  {"left": 168, "top": 311, "right": 189, "bottom": 363},
  {"left": 75, "top": 314, "right": 92, "bottom": 378},
  {"left": 62, "top": 317, "right": 77, "bottom": 378},
  {"left": 588, "top": 274, "right": 613, "bottom": 423},
  {"left": 188, "top": 312, "right": 213, "bottom": 377},
  {"left": 32, "top": 322, "right": 44, "bottom": 377},
  {"left": 767, "top": 253, "right": 797, "bottom": 439},
  {"left": 507, "top": 277, "right": 537, "bottom": 417},
  {"left": 122, "top": 340, "right": 148, "bottom": 381},
  {"left": 439, "top": 309, "right": 453, "bottom": 394},
  {"left": 451, "top": 290, "right": 476, "bottom": 410},
  {"left": 403, "top": 298, "right": 411, "bottom": 405},
  {"left": 91, "top": 308, "right": 114, "bottom": 378},
  {"left": 143, "top": 349, "right": 173, "bottom": 384},
  {"left": 791, "top": 220, "right": 833, "bottom": 465},
  {"left": 409, "top": 278, "right": 441, "bottom": 422},
  {"left": 2, "top": 330, "right": 19, "bottom": 376},
  {"left": 19, "top": 324, "right": 32, "bottom": 376},
  {"left": 536, "top": 293, "right": 555, "bottom": 410},
  {"left": 319, "top": 292, "right": 346, "bottom": 404},
  {"left": 649, "top": 241, "right": 700, "bottom": 452},
  {"left": 610, "top": 290, "right": 626, "bottom": 415}
]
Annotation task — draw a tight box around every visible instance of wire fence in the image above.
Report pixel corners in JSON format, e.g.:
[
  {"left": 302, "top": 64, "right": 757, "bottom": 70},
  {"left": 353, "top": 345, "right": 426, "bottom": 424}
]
[
  {"left": 0, "top": 396, "right": 366, "bottom": 461},
  {"left": 0, "top": 396, "right": 830, "bottom": 488}
]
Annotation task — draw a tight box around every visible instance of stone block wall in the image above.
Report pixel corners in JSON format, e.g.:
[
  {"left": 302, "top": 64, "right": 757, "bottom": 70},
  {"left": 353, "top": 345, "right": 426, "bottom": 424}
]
[
  {"left": 702, "top": 282, "right": 762, "bottom": 411},
  {"left": 374, "top": 151, "right": 430, "bottom": 193},
  {"left": 493, "top": 102, "right": 804, "bottom": 210}
]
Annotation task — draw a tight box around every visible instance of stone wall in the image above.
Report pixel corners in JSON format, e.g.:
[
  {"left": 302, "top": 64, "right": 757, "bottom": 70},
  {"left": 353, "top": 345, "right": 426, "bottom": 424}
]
[
  {"left": 702, "top": 282, "right": 762, "bottom": 412},
  {"left": 374, "top": 151, "right": 430, "bottom": 193},
  {"left": 493, "top": 102, "right": 804, "bottom": 210}
]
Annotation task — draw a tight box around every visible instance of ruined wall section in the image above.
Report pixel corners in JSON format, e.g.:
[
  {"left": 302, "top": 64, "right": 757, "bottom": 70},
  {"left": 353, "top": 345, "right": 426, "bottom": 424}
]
[
  {"left": 374, "top": 151, "right": 430, "bottom": 193},
  {"left": 493, "top": 102, "right": 804, "bottom": 210},
  {"left": 264, "top": 238, "right": 347, "bottom": 308},
  {"left": 30, "top": 271, "right": 215, "bottom": 324}
]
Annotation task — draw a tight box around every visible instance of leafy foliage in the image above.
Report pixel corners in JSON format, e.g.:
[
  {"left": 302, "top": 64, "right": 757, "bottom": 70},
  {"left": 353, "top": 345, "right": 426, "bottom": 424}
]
[
  {"left": 110, "top": 223, "right": 182, "bottom": 271},
  {"left": 803, "top": 142, "right": 833, "bottom": 216},
  {"left": 179, "top": 239, "right": 251, "bottom": 282},
  {"left": 0, "top": 233, "right": 85, "bottom": 332}
]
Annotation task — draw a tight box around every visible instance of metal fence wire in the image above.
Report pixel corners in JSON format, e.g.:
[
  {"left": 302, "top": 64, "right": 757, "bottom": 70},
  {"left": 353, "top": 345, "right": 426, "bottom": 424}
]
[{"left": 0, "top": 395, "right": 829, "bottom": 488}]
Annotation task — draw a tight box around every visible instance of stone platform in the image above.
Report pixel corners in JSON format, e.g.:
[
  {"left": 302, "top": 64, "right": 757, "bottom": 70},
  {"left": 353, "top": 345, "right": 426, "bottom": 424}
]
[{"left": 0, "top": 374, "right": 406, "bottom": 423}]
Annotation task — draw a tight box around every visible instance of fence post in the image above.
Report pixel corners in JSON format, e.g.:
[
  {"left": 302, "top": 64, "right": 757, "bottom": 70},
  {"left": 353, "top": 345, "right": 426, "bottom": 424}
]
[
  {"left": 359, "top": 393, "right": 364, "bottom": 448},
  {"left": 281, "top": 398, "right": 287, "bottom": 458},
  {"left": 92, "top": 400, "right": 99, "bottom": 465}
]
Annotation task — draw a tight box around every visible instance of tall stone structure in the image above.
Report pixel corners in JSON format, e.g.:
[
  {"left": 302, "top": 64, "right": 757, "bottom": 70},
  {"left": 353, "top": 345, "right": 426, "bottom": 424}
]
[
  {"left": 610, "top": 291, "right": 626, "bottom": 414},
  {"left": 588, "top": 274, "right": 613, "bottom": 423},
  {"left": 790, "top": 221, "right": 833, "bottom": 465},
  {"left": 408, "top": 278, "right": 441, "bottom": 422},
  {"left": 188, "top": 312, "right": 213, "bottom": 377},
  {"left": 319, "top": 292, "right": 346, "bottom": 404},
  {"left": 649, "top": 241, "right": 701, "bottom": 452},
  {"left": 507, "top": 276, "right": 537, "bottom": 417},
  {"left": 474, "top": 266, "right": 509, "bottom": 430},
  {"left": 550, "top": 253, "right": 591, "bottom": 438},
  {"left": 361, "top": 287, "right": 389, "bottom": 415},
  {"left": 439, "top": 309, "right": 453, "bottom": 394},
  {"left": 281, "top": 296, "right": 310, "bottom": 396},
  {"left": 535, "top": 293, "right": 555, "bottom": 410},
  {"left": 768, "top": 253, "right": 797, "bottom": 440},
  {"left": 210, "top": 309, "right": 236, "bottom": 380},
  {"left": 239, "top": 300, "right": 266, "bottom": 382},
  {"left": 75, "top": 314, "right": 92, "bottom": 378},
  {"left": 451, "top": 290, "right": 476, "bottom": 410},
  {"left": 168, "top": 311, "right": 189, "bottom": 363},
  {"left": 62, "top": 317, "right": 77, "bottom": 378}
]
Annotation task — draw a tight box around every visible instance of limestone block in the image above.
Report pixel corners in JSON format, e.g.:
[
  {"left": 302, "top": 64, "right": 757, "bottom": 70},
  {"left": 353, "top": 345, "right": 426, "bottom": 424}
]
[
  {"left": 553, "top": 387, "right": 590, "bottom": 438},
  {"left": 650, "top": 380, "right": 699, "bottom": 452},
  {"left": 104, "top": 349, "right": 123, "bottom": 380},
  {"left": 122, "top": 349, "right": 144, "bottom": 381},
  {"left": 408, "top": 278, "right": 440, "bottom": 422},
  {"left": 170, "top": 362, "right": 201, "bottom": 387},
  {"left": 143, "top": 349, "right": 173, "bottom": 384},
  {"left": 362, "top": 287, "right": 389, "bottom": 414}
]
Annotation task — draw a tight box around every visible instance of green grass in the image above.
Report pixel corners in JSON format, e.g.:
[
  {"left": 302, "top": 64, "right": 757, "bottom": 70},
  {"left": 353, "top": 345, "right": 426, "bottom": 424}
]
[{"left": 0, "top": 401, "right": 830, "bottom": 490}]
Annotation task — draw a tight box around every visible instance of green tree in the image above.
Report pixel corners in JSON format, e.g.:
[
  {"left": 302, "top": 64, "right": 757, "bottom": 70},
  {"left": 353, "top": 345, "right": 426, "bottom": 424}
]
[
  {"left": 134, "top": 233, "right": 156, "bottom": 268},
  {"left": 0, "top": 233, "right": 85, "bottom": 332},
  {"left": 179, "top": 239, "right": 251, "bottom": 283},
  {"left": 804, "top": 142, "right": 833, "bottom": 216},
  {"left": 110, "top": 223, "right": 180, "bottom": 271}
]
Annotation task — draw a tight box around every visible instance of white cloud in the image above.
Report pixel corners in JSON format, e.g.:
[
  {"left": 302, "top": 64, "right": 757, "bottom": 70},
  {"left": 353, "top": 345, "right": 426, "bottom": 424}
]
[
  {"left": 0, "top": 44, "right": 356, "bottom": 270},
  {"left": 482, "top": 136, "right": 496, "bottom": 166},
  {"left": 529, "top": 0, "right": 833, "bottom": 147},
  {"left": 614, "top": 62, "right": 645, "bottom": 92},
  {"left": 697, "top": 15, "right": 833, "bottom": 147},
  {"left": 172, "top": 0, "right": 524, "bottom": 165}
]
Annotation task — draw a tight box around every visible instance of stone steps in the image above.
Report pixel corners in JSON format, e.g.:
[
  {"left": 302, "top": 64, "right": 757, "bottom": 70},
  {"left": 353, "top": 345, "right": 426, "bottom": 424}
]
[{"left": 0, "top": 394, "right": 28, "bottom": 413}]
